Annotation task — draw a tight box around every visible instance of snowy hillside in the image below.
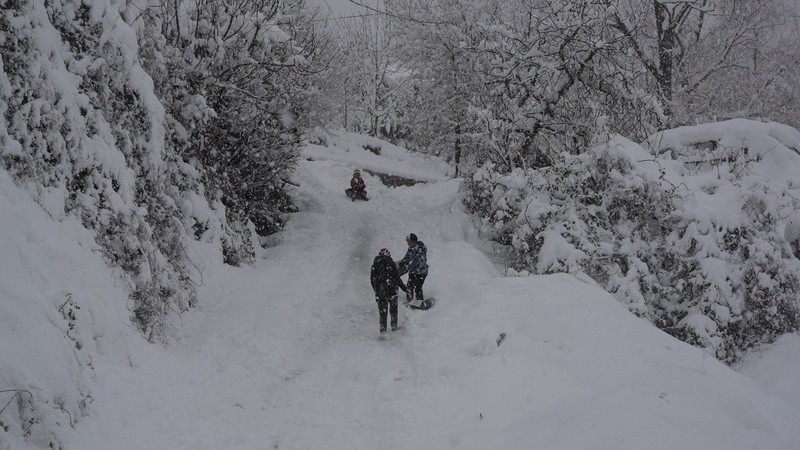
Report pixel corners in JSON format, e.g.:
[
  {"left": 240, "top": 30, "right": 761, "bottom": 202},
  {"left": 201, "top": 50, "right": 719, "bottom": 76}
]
[{"left": 2, "top": 131, "right": 799, "bottom": 449}]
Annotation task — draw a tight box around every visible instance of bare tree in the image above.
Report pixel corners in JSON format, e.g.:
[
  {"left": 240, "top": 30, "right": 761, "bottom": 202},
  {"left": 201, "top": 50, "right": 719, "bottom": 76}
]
[
  {"left": 332, "top": 10, "right": 407, "bottom": 137},
  {"left": 604, "top": 0, "right": 793, "bottom": 127}
]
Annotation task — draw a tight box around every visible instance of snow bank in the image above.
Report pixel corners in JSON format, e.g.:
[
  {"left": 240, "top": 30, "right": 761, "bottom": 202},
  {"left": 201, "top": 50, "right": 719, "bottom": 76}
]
[
  {"left": 423, "top": 244, "right": 800, "bottom": 450},
  {"left": 0, "top": 170, "right": 140, "bottom": 449},
  {"left": 737, "top": 333, "right": 800, "bottom": 409}
]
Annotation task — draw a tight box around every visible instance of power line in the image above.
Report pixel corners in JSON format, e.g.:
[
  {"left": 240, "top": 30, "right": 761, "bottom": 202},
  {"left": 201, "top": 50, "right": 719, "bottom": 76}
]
[
  {"left": 347, "top": 0, "right": 445, "bottom": 25},
  {"left": 306, "top": 11, "right": 383, "bottom": 23}
]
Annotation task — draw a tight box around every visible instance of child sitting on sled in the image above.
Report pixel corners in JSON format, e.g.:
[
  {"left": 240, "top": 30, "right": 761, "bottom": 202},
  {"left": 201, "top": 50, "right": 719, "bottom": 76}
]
[{"left": 346, "top": 169, "right": 368, "bottom": 201}]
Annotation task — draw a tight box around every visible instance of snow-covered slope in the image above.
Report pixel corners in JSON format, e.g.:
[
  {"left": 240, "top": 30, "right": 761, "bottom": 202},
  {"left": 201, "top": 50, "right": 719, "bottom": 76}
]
[
  {"left": 0, "top": 169, "right": 143, "bottom": 449},
  {"left": 2, "top": 131, "right": 799, "bottom": 449}
]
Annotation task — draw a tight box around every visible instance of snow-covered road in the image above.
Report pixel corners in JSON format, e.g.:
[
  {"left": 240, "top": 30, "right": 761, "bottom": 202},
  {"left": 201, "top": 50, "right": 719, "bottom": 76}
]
[{"left": 152, "top": 138, "right": 459, "bottom": 449}]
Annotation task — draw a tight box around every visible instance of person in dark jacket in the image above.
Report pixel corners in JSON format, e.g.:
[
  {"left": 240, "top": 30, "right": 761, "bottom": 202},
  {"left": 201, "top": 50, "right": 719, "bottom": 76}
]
[
  {"left": 346, "top": 169, "right": 368, "bottom": 201},
  {"left": 398, "top": 233, "right": 428, "bottom": 303},
  {"left": 370, "top": 247, "right": 407, "bottom": 333}
]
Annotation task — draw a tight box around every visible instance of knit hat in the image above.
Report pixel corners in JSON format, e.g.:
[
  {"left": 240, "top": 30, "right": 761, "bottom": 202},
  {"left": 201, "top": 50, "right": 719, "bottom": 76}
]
[
  {"left": 379, "top": 248, "right": 391, "bottom": 257},
  {"left": 353, "top": 169, "right": 361, "bottom": 176},
  {"left": 406, "top": 233, "right": 418, "bottom": 242}
]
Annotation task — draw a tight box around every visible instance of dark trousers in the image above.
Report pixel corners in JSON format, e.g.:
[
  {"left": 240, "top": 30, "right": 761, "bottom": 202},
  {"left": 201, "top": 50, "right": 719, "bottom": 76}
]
[
  {"left": 377, "top": 295, "right": 398, "bottom": 332},
  {"left": 406, "top": 272, "right": 427, "bottom": 302}
]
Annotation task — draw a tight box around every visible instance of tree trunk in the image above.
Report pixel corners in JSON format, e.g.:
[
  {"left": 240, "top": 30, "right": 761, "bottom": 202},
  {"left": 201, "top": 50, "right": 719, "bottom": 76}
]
[{"left": 654, "top": 1, "right": 674, "bottom": 117}]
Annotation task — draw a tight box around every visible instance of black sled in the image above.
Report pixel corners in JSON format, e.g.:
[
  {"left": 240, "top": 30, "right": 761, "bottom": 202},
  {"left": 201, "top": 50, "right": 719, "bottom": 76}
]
[{"left": 346, "top": 188, "right": 369, "bottom": 201}]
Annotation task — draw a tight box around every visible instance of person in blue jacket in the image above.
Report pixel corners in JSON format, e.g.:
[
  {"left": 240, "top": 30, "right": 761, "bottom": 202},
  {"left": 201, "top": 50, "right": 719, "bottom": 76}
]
[{"left": 397, "top": 233, "right": 428, "bottom": 303}]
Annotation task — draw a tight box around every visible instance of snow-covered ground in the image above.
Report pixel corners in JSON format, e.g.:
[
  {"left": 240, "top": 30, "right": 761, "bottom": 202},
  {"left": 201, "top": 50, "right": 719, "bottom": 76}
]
[{"left": 2, "top": 131, "right": 800, "bottom": 449}]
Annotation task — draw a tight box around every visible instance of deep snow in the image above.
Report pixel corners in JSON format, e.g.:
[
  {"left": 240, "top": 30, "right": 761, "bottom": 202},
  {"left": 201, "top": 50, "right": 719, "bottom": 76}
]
[{"left": 2, "top": 131, "right": 800, "bottom": 449}]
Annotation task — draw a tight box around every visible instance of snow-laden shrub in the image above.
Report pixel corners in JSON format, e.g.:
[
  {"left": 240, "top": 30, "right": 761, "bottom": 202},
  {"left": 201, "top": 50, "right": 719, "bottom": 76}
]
[
  {"left": 465, "top": 121, "right": 800, "bottom": 363},
  {"left": 0, "top": 0, "right": 198, "bottom": 341},
  {"left": 0, "top": 0, "right": 315, "bottom": 341},
  {"left": 138, "top": 0, "right": 316, "bottom": 263}
]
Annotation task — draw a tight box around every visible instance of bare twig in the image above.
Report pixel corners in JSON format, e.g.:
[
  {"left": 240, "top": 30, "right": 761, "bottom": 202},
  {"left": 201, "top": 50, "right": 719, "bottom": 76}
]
[{"left": 0, "top": 389, "right": 33, "bottom": 418}]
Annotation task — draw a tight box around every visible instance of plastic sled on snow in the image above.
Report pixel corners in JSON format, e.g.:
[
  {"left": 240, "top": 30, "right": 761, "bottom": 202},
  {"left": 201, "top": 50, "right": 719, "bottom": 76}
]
[
  {"left": 406, "top": 297, "right": 435, "bottom": 310},
  {"left": 345, "top": 188, "right": 369, "bottom": 201}
]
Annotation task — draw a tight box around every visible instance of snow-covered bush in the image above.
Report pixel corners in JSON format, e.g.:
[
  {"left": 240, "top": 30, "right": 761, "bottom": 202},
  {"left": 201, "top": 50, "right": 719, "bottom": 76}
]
[
  {"left": 465, "top": 120, "right": 800, "bottom": 363},
  {"left": 141, "top": 0, "right": 318, "bottom": 261},
  {"left": 1, "top": 0, "right": 318, "bottom": 339},
  {"left": 1, "top": 0, "right": 198, "bottom": 341}
]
